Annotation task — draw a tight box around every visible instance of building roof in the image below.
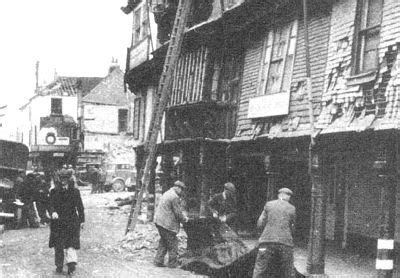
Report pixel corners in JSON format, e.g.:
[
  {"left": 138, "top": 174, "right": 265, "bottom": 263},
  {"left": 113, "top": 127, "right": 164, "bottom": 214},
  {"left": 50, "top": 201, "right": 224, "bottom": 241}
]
[
  {"left": 82, "top": 68, "right": 133, "bottom": 106},
  {"left": 20, "top": 76, "right": 102, "bottom": 110},
  {"left": 38, "top": 76, "right": 102, "bottom": 97}
]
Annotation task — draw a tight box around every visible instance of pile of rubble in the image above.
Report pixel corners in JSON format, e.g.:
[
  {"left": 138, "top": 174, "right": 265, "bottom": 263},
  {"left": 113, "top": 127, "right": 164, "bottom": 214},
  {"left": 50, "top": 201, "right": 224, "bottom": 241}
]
[{"left": 119, "top": 223, "right": 187, "bottom": 261}]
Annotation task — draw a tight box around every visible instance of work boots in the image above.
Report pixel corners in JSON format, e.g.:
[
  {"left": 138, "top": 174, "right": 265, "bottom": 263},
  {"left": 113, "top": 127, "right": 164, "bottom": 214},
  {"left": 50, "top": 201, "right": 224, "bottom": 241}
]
[
  {"left": 67, "top": 262, "right": 76, "bottom": 275},
  {"left": 55, "top": 266, "right": 63, "bottom": 274}
]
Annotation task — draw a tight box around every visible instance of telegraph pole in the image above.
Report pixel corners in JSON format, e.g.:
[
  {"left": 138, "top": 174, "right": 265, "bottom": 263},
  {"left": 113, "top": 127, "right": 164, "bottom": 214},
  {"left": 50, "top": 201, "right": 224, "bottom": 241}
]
[
  {"left": 35, "top": 61, "right": 39, "bottom": 93},
  {"left": 303, "top": 0, "right": 327, "bottom": 276}
]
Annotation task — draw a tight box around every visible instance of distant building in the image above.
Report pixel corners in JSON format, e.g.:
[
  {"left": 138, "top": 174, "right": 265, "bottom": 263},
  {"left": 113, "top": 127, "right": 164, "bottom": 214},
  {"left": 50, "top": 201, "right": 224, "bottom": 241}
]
[
  {"left": 17, "top": 76, "right": 102, "bottom": 170},
  {"left": 81, "top": 63, "right": 136, "bottom": 165}
]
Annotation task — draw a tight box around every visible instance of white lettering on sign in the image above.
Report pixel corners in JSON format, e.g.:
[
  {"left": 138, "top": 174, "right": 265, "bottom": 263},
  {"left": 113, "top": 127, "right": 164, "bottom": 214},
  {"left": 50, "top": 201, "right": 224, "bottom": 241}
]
[
  {"left": 247, "top": 93, "right": 290, "bottom": 119},
  {"left": 377, "top": 239, "right": 394, "bottom": 250},
  {"left": 56, "top": 137, "right": 70, "bottom": 145},
  {"left": 376, "top": 259, "right": 393, "bottom": 270},
  {"left": 53, "top": 153, "right": 65, "bottom": 157}
]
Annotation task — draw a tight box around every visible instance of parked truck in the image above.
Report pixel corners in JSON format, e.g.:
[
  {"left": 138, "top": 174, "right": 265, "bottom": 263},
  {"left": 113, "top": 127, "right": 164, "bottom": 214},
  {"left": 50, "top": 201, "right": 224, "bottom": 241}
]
[{"left": 0, "top": 140, "right": 29, "bottom": 230}]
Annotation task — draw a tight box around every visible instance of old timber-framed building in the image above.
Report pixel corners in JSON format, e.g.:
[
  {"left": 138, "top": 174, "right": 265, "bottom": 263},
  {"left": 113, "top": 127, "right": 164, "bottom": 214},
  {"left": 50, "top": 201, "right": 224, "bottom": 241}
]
[{"left": 124, "top": 0, "right": 400, "bottom": 274}]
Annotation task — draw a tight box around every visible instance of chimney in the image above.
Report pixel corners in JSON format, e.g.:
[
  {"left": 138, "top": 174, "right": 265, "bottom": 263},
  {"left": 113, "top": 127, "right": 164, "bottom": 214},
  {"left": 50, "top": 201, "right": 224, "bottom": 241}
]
[{"left": 109, "top": 57, "right": 120, "bottom": 74}]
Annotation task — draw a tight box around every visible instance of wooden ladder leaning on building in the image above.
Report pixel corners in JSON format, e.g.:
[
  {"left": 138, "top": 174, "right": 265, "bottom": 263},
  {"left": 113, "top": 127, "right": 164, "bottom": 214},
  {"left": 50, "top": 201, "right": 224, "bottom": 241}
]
[{"left": 125, "top": 0, "right": 193, "bottom": 234}]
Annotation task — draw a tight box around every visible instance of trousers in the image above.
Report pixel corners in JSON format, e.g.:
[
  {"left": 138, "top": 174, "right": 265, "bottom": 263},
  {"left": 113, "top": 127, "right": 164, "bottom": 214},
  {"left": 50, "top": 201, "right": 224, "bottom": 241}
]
[
  {"left": 252, "top": 243, "right": 295, "bottom": 278},
  {"left": 154, "top": 224, "right": 179, "bottom": 267},
  {"left": 55, "top": 245, "right": 78, "bottom": 267}
]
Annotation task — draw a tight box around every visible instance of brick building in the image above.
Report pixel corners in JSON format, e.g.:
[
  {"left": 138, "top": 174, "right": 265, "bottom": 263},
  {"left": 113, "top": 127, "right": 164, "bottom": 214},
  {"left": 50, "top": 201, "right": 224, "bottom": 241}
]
[{"left": 81, "top": 63, "right": 136, "bottom": 166}]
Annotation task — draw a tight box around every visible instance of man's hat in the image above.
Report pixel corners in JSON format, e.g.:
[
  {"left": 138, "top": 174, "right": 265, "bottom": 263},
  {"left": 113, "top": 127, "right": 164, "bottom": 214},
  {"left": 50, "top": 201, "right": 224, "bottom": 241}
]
[
  {"left": 174, "top": 180, "right": 186, "bottom": 189},
  {"left": 278, "top": 187, "right": 293, "bottom": 196},
  {"left": 58, "top": 169, "right": 71, "bottom": 179},
  {"left": 224, "top": 182, "right": 236, "bottom": 193}
]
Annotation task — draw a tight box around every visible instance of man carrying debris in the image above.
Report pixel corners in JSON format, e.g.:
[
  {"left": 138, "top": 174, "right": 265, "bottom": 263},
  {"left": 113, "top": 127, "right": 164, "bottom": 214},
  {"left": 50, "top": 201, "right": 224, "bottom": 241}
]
[
  {"left": 208, "top": 182, "right": 238, "bottom": 231},
  {"left": 253, "top": 188, "right": 296, "bottom": 278},
  {"left": 153, "top": 180, "right": 188, "bottom": 268}
]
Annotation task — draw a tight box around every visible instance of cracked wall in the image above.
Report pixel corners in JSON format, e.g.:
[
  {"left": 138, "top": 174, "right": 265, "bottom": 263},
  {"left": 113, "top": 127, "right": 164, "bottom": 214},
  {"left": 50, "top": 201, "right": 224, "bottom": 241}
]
[{"left": 317, "top": 0, "right": 400, "bottom": 131}]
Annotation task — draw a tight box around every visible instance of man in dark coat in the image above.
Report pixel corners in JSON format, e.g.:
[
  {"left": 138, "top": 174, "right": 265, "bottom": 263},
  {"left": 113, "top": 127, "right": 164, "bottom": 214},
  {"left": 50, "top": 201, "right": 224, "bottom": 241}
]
[
  {"left": 208, "top": 182, "right": 238, "bottom": 231},
  {"left": 88, "top": 165, "right": 100, "bottom": 194},
  {"left": 252, "top": 188, "right": 296, "bottom": 278},
  {"left": 19, "top": 173, "right": 40, "bottom": 228},
  {"left": 153, "top": 180, "right": 188, "bottom": 268},
  {"left": 49, "top": 169, "right": 85, "bottom": 275},
  {"left": 36, "top": 174, "right": 50, "bottom": 225}
]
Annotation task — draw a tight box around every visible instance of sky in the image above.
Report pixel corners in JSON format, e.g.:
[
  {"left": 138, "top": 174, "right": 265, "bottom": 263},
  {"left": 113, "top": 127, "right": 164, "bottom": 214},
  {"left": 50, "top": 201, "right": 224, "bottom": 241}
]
[{"left": 0, "top": 0, "right": 132, "bottom": 109}]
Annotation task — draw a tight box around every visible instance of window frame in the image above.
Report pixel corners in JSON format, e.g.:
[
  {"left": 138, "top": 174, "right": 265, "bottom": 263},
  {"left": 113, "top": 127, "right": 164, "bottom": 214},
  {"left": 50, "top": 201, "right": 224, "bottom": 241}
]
[
  {"left": 132, "top": 3, "right": 149, "bottom": 46},
  {"left": 258, "top": 20, "right": 298, "bottom": 96},
  {"left": 353, "top": 0, "right": 383, "bottom": 75},
  {"left": 133, "top": 7, "right": 142, "bottom": 45},
  {"left": 218, "top": 46, "right": 244, "bottom": 103}
]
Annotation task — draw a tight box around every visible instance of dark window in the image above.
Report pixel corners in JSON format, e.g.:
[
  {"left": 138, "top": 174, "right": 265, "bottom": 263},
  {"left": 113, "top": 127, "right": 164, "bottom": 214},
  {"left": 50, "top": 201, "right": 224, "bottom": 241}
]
[
  {"left": 219, "top": 50, "right": 243, "bottom": 103},
  {"left": 71, "top": 127, "right": 78, "bottom": 140},
  {"left": 118, "top": 109, "right": 128, "bottom": 133},
  {"left": 51, "top": 98, "right": 62, "bottom": 115},
  {"left": 354, "top": 0, "right": 383, "bottom": 74},
  {"left": 133, "top": 98, "right": 141, "bottom": 139}
]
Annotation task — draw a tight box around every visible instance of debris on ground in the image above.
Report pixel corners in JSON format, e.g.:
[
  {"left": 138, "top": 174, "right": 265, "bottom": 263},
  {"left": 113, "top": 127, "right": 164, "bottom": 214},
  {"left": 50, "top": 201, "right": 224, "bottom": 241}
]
[
  {"left": 118, "top": 223, "right": 188, "bottom": 261},
  {"left": 103, "top": 194, "right": 136, "bottom": 212},
  {"left": 114, "top": 194, "right": 136, "bottom": 207},
  {"left": 180, "top": 217, "right": 255, "bottom": 277}
]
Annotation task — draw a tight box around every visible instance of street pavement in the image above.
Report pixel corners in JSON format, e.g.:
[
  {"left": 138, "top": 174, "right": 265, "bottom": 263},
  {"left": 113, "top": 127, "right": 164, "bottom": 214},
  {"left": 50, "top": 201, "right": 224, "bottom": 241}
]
[{"left": 0, "top": 189, "right": 204, "bottom": 278}]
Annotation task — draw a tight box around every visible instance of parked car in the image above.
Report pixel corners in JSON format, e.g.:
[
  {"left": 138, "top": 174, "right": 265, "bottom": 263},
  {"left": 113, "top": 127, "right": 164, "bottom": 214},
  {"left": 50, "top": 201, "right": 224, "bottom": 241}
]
[
  {"left": 104, "top": 163, "right": 136, "bottom": 192},
  {"left": 76, "top": 163, "right": 101, "bottom": 187}
]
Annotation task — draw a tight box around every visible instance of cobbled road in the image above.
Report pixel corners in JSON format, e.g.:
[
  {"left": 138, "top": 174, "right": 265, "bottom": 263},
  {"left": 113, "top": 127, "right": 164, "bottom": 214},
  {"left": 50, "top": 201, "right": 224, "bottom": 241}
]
[{"left": 0, "top": 190, "right": 205, "bottom": 278}]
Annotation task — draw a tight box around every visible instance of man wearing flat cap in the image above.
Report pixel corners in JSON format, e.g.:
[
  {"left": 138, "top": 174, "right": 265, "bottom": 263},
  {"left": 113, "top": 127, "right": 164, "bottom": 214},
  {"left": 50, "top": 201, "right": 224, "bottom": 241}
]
[
  {"left": 208, "top": 182, "right": 238, "bottom": 231},
  {"left": 153, "top": 180, "right": 188, "bottom": 268},
  {"left": 253, "top": 187, "right": 296, "bottom": 278}
]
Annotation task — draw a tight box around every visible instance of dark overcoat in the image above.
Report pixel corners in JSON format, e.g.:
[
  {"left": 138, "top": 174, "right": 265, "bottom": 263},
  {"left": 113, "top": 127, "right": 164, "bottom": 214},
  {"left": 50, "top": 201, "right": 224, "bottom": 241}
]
[
  {"left": 208, "top": 192, "right": 238, "bottom": 225},
  {"left": 49, "top": 186, "right": 85, "bottom": 249}
]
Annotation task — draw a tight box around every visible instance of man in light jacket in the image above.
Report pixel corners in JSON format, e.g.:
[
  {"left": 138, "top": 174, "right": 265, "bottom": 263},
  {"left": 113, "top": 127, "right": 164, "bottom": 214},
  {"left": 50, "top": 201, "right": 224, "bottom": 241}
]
[
  {"left": 153, "top": 180, "right": 188, "bottom": 268},
  {"left": 253, "top": 187, "right": 296, "bottom": 278}
]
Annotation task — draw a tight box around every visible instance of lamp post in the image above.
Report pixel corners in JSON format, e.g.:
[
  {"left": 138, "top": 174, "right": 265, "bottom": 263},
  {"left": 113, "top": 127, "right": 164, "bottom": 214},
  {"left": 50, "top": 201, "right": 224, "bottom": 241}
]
[{"left": 303, "top": 0, "right": 327, "bottom": 276}]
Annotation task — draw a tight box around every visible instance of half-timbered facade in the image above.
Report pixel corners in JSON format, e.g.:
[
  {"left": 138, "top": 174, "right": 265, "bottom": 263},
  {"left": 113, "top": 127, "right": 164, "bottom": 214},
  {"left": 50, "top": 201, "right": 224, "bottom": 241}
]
[{"left": 124, "top": 0, "right": 400, "bottom": 274}]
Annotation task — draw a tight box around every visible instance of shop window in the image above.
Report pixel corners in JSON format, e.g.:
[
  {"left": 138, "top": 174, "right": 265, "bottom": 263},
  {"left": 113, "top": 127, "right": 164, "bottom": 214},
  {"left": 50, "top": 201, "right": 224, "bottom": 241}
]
[
  {"left": 51, "top": 98, "right": 62, "bottom": 115},
  {"left": 258, "top": 20, "right": 298, "bottom": 95},
  {"left": 118, "top": 109, "right": 128, "bottom": 133},
  {"left": 354, "top": 0, "right": 383, "bottom": 74}
]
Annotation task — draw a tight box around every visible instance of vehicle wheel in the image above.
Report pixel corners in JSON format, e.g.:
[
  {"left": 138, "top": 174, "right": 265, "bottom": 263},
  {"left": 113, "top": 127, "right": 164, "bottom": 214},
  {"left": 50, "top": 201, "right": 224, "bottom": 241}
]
[
  {"left": 104, "top": 184, "right": 112, "bottom": 192},
  {"left": 112, "top": 179, "right": 125, "bottom": 192}
]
